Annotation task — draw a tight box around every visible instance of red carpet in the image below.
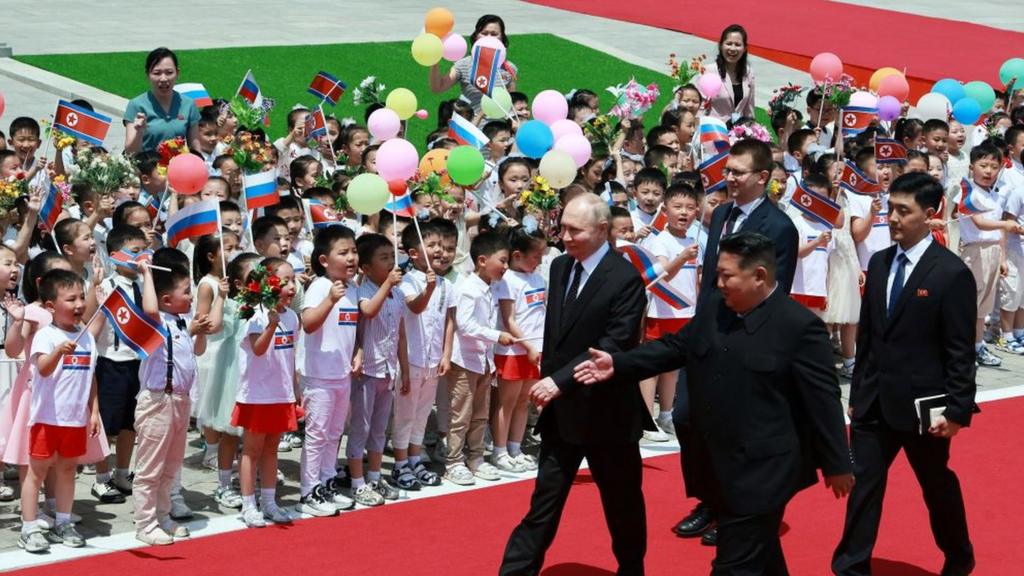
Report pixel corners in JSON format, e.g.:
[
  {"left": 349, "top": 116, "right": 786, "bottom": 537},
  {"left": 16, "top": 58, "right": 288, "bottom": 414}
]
[
  {"left": 14, "top": 396, "right": 1024, "bottom": 575},
  {"left": 527, "top": 0, "right": 1021, "bottom": 101}
]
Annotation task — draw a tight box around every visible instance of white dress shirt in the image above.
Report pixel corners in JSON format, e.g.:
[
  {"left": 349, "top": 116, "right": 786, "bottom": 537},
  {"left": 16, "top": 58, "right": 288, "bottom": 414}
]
[
  {"left": 451, "top": 272, "right": 501, "bottom": 374},
  {"left": 887, "top": 234, "right": 933, "bottom": 309},
  {"left": 564, "top": 241, "right": 610, "bottom": 300},
  {"left": 730, "top": 195, "right": 766, "bottom": 233}
]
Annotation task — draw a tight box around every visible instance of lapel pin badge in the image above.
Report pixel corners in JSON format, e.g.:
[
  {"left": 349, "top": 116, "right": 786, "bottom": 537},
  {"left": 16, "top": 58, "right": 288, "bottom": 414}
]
[{"left": 916, "top": 289, "right": 928, "bottom": 297}]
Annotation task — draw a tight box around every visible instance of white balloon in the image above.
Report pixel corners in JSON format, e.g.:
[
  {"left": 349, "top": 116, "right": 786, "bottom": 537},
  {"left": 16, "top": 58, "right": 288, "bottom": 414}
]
[
  {"left": 848, "top": 90, "right": 877, "bottom": 108},
  {"left": 915, "top": 92, "right": 951, "bottom": 122}
]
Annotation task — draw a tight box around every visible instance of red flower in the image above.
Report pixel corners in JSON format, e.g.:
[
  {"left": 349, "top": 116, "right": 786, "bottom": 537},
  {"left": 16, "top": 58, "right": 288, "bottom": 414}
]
[
  {"left": 14, "top": 172, "right": 25, "bottom": 181},
  {"left": 267, "top": 275, "right": 281, "bottom": 288},
  {"left": 247, "top": 280, "right": 261, "bottom": 292}
]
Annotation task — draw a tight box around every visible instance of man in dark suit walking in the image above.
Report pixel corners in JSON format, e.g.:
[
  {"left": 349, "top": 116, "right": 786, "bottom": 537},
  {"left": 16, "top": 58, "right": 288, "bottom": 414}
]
[
  {"left": 576, "top": 232, "right": 854, "bottom": 574},
  {"left": 675, "top": 139, "right": 800, "bottom": 544},
  {"left": 832, "top": 173, "right": 977, "bottom": 576},
  {"left": 500, "top": 194, "right": 650, "bottom": 576}
]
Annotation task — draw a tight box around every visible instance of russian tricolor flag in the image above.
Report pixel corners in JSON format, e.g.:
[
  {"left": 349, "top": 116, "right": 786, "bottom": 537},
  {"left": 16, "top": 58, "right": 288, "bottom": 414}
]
[
  {"left": 448, "top": 114, "right": 489, "bottom": 149},
  {"left": 108, "top": 249, "right": 154, "bottom": 271},
  {"left": 308, "top": 71, "right": 346, "bottom": 106},
  {"left": 619, "top": 243, "right": 692, "bottom": 310},
  {"left": 840, "top": 106, "right": 877, "bottom": 137},
  {"left": 139, "top": 190, "right": 162, "bottom": 221},
  {"left": 305, "top": 107, "right": 327, "bottom": 140},
  {"left": 100, "top": 286, "right": 169, "bottom": 360},
  {"left": 957, "top": 178, "right": 997, "bottom": 215},
  {"left": 237, "top": 70, "right": 263, "bottom": 107},
  {"left": 54, "top": 100, "right": 112, "bottom": 147},
  {"left": 385, "top": 193, "right": 417, "bottom": 218},
  {"left": 699, "top": 117, "right": 730, "bottom": 151},
  {"left": 789, "top": 182, "right": 841, "bottom": 229},
  {"left": 165, "top": 199, "right": 221, "bottom": 247},
  {"left": 39, "top": 182, "right": 63, "bottom": 232},
  {"left": 469, "top": 44, "right": 503, "bottom": 96},
  {"left": 243, "top": 170, "right": 280, "bottom": 211},
  {"left": 699, "top": 150, "right": 729, "bottom": 193},
  {"left": 174, "top": 83, "right": 213, "bottom": 108}
]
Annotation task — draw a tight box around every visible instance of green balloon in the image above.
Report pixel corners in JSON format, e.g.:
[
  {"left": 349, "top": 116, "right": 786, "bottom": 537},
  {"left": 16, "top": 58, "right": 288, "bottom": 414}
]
[
  {"left": 446, "top": 146, "right": 485, "bottom": 186},
  {"left": 963, "top": 80, "right": 996, "bottom": 112},
  {"left": 481, "top": 87, "right": 513, "bottom": 119},
  {"left": 1000, "top": 58, "right": 1024, "bottom": 91},
  {"left": 346, "top": 173, "right": 389, "bottom": 214}
]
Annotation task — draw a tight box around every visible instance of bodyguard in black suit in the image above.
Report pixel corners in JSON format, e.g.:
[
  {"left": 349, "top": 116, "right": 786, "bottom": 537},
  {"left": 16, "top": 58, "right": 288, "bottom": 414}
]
[
  {"left": 832, "top": 173, "right": 977, "bottom": 576},
  {"left": 500, "top": 194, "right": 650, "bottom": 576},
  {"left": 576, "top": 232, "right": 854, "bottom": 575}
]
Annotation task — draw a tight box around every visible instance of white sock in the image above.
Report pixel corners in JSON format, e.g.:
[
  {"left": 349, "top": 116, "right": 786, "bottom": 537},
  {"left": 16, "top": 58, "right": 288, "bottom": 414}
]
[
  {"left": 1014, "top": 329, "right": 1024, "bottom": 340},
  {"left": 218, "top": 469, "right": 232, "bottom": 488},
  {"left": 96, "top": 472, "right": 112, "bottom": 484},
  {"left": 493, "top": 445, "right": 507, "bottom": 457},
  {"left": 242, "top": 494, "right": 257, "bottom": 510},
  {"left": 843, "top": 357, "right": 855, "bottom": 368},
  {"left": 409, "top": 455, "right": 421, "bottom": 467},
  {"left": 55, "top": 512, "right": 70, "bottom": 526},
  {"left": 205, "top": 442, "right": 219, "bottom": 458},
  {"left": 508, "top": 442, "right": 522, "bottom": 457},
  {"left": 260, "top": 488, "right": 276, "bottom": 507},
  {"left": 367, "top": 470, "right": 381, "bottom": 483},
  {"left": 115, "top": 468, "right": 130, "bottom": 480},
  {"left": 976, "top": 341, "right": 985, "bottom": 352},
  {"left": 395, "top": 459, "right": 408, "bottom": 470},
  {"left": 352, "top": 476, "right": 365, "bottom": 488},
  {"left": 658, "top": 409, "right": 673, "bottom": 423},
  {"left": 21, "top": 519, "right": 37, "bottom": 535}
]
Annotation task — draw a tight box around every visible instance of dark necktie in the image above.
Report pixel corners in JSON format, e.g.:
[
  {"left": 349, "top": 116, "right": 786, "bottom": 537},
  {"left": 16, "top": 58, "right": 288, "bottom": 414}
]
[
  {"left": 724, "top": 205, "right": 743, "bottom": 236},
  {"left": 888, "top": 253, "right": 909, "bottom": 318},
  {"left": 563, "top": 261, "right": 584, "bottom": 317},
  {"left": 132, "top": 282, "right": 143, "bottom": 307}
]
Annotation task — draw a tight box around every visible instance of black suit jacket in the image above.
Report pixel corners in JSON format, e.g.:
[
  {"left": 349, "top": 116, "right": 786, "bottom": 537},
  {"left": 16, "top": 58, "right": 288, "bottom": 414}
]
[
  {"left": 851, "top": 241, "right": 978, "bottom": 431},
  {"left": 700, "top": 196, "right": 799, "bottom": 298},
  {"left": 537, "top": 245, "right": 651, "bottom": 446},
  {"left": 613, "top": 289, "right": 851, "bottom": 515}
]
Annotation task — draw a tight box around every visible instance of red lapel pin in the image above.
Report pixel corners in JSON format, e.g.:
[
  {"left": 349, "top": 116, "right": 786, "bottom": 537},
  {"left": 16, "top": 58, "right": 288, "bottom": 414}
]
[{"left": 917, "top": 289, "right": 928, "bottom": 297}]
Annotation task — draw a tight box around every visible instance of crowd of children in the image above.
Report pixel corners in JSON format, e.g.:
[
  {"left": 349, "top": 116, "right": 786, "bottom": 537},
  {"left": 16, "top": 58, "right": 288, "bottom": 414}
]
[{"left": 1, "top": 39, "right": 1023, "bottom": 556}]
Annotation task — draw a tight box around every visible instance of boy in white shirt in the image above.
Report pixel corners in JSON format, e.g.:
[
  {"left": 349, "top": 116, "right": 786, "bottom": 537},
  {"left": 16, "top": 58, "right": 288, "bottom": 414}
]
[
  {"left": 445, "top": 232, "right": 513, "bottom": 486},
  {"left": 786, "top": 174, "right": 836, "bottom": 316}
]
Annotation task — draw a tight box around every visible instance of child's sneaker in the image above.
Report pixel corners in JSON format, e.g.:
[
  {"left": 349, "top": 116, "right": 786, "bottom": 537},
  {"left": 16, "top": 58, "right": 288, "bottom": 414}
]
[
  {"left": 0, "top": 481, "right": 15, "bottom": 502},
  {"left": 491, "top": 452, "right": 525, "bottom": 473},
  {"left": 643, "top": 427, "right": 671, "bottom": 442},
  {"left": 17, "top": 527, "right": 50, "bottom": 553},
  {"left": 160, "top": 520, "right": 190, "bottom": 539},
  {"left": 298, "top": 485, "right": 337, "bottom": 517},
  {"left": 838, "top": 362, "right": 856, "bottom": 380},
  {"left": 371, "top": 479, "right": 400, "bottom": 501},
  {"left": 514, "top": 453, "right": 538, "bottom": 471},
  {"left": 91, "top": 480, "right": 127, "bottom": 504},
  {"left": 444, "top": 464, "right": 476, "bottom": 486},
  {"left": 262, "top": 502, "right": 292, "bottom": 524},
  {"left": 352, "top": 483, "right": 385, "bottom": 507},
  {"left": 976, "top": 346, "right": 1002, "bottom": 367},
  {"left": 136, "top": 526, "right": 174, "bottom": 546},
  {"left": 288, "top": 433, "right": 304, "bottom": 448},
  {"left": 413, "top": 462, "right": 442, "bottom": 486},
  {"left": 277, "top": 435, "right": 292, "bottom": 453},
  {"left": 241, "top": 506, "right": 267, "bottom": 528},
  {"left": 323, "top": 478, "right": 355, "bottom": 510},
  {"left": 391, "top": 464, "right": 422, "bottom": 491},
  {"left": 995, "top": 336, "right": 1024, "bottom": 354},
  {"left": 214, "top": 486, "right": 243, "bottom": 509},
  {"left": 472, "top": 461, "right": 501, "bottom": 481},
  {"left": 50, "top": 522, "right": 86, "bottom": 548}
]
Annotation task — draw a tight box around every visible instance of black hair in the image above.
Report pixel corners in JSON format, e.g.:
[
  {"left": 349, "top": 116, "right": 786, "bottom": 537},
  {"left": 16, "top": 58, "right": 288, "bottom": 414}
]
[
  {"left": 970, "top": 140, "right": 1004, "bottom": 164},
  {"left": 610, "top": 205, "right": 632, "bottom": 221},
  {"left": 311, "top": 225, "right": 356, "bottom": 277},
  {"left": 192, "top": 233, "right": 223, "bottom": 283},
  {"left": 8, "top": 117, "right": 41, "bottom": 138},
  {"left": 268, "top": 194, "right": 303, "bottom": 215},
  {"left": 430, "top": 217, "right": 459, "bottom": 242},
  {"left": 23, "top": 252, "right": 68, "bottom": 303},
  {"left": 786, "top": 128, "right": 816, "bottom": 155},
  {"left": 673, "top": 170, "right": 705, "bottom": 194},
  {"left": 212, "top": 154, "right": 236, "bottom": 171},
  {"left": 255, "top": 257, "right": 290, "bottom": 283},
  {"left": 715, "top": 24, "right": 749, "bottom": 83},
  {"left": 134, "top": 150, "right": 161, "bottom": 178},
  {"left": 482, "top": 120, "right": 512, "bottom": 140},
  {"left": 304, "top": 187, "right": 334, "bottom": 204},
  {"left": 39, "top": 269, "right": 84, "bottom": 304},
  {"left": 290, "top": 155, "right": 321, "bottom": 187},
  {"left": 719, "top": 231, "right": 775, "bottom": 275},
  {"left": 360, "top": 144, "right": 380, "bottom": 168},
  {"left": 634, "top": 167, "right": 668, "bottom": 191},
  {"left": 286, "top": 107, "right": 310, "bottom": 130},
  {"left": 1010, "top": 104, "right": 1024, "bottom": 127},
  {"left": 922, "top": 119, "right": 950, "bottom": 135},
  {"left": 145, "top": 47, "right": 178, "bottom": 73},
  {"left": 152, "top": 264, "right": 191, "bottom": 297},
  {"left": 645, "top": 126, "right": 675, "bottom": 150},
  {"left": 470, "top": 230, "right": 510, "bottom": 264},
  {"left": 801, "top": 172, "right": 832, "bottom": 195},
  {"left": 508, "top": 225, "right": 546, "bottom": 255},
  {"left": 889, "top": 172, "right": 943, "bottom": 211},
  {"left": 904, "top": 149, "right": 928, "bottom": 166},
  {"left": 112, "top": 201, "right": 147, "bottom": 227},
  {"left": 153, "top": 247, "right": 189, "bottom": 272},
  {"left": 252, "top": 215, "right": 287, "bottom": 244},
  {"left": 895, "top": 118, "right": 924, "bottom": 145},
  {"left": 339, "top": 124, "right": 369, "bottom": 148},
  {"left": 853, "top": 146, "right": 876, "bottom": 172},
  {"left": 401, "top": 218, "right": 440, "bottom": 252},
  {"left": 770, "top": 107, "right": 803, "bottom": 133},
  {"left": 54, "top": 218, "right": 88, "bottom": 255},
  {"left": 106, "top": 225, "right": 147, "bottom": 255},
  {"left": 730, "top": 139, "right": 773, "bottom": 173},
  {"left": 437, "top": 99, "right": 474, "bottom": 130},
  {"left": 470, "top": 14, "right": 509, "bottom": 47},
  {"left": 497, "top": 157, "right": 532, "bottom": 182},
  {"left": 806, "top": 86, "right": 825, "bottom": 109},
  {"left": 197, "top": 116, "right": 218, "bottom": 129},
  {"left": 664, "top": 181, "right": 701, "bottom": 203},
  {"left": 510, "top": 91, "right": 528, "bottom": 105},
  {"left": 226, "top": 252, "right": 262, "bottom": 298},
  {"left": 1003, "top": 125, "right": 1024, "bottom": 150},
  {"left": 356, "top": 233, "right": 394, "bottom": 266},
  {"left": 569, "top": 89, "right": 598, "bottom": 109},
  {"left": 810, "top": 153, "right": 837, "bottom": 178},
  {"left": 377, "top": 212, "right": 411, "bottom": 237},
  {"left": 219, "top": 200, "right": 241, "bottom": 215}
]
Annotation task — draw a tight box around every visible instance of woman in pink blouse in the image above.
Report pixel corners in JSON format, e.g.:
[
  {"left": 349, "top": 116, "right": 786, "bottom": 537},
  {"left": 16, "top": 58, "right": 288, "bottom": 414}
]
[{"left": 704, "top": 24, "right": 755, "bottom": 122}]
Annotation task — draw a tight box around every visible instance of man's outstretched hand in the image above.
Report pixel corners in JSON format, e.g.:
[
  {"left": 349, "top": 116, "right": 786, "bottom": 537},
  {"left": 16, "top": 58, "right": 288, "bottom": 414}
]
[{"left": 573, "top": 348, "right": 615, "bottom": 385}]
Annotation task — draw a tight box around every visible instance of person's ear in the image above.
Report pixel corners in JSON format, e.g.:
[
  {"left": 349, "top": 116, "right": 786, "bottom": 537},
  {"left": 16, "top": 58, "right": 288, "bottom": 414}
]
[
  {"left": 318, "top": 253, "right": 329, "bottom": 268},
  {"left": 755, "top": 265, "right": 769, "bottom": 284},
  {"left": 43, "top": 299, "right": 56, "bottom": 313},
  {"left": 924, "top": 206, "right": 937, "bottom": 220}
]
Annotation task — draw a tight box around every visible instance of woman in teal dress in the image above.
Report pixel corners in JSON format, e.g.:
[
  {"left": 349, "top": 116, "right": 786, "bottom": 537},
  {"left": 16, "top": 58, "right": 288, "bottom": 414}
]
[{"left": 123, "top": 47, "right": 202, "bottom": 154}]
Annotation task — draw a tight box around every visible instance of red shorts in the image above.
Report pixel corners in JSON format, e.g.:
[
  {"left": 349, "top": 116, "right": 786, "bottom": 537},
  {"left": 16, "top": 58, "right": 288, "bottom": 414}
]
[
  {"left": 644, "top": 317, "right": 690, "bottom": 342},
  {"left": 231, "top": 403, "right": 299, "bottom": 434},
  {"left": 791, "top": 294, "right": 827, "bottom": 310},
  {"left": 495, "top": 354, "right": 541, "bottom": 381},
  {"left": 29, "top": 423, "right": 87, "bottom": 459}
]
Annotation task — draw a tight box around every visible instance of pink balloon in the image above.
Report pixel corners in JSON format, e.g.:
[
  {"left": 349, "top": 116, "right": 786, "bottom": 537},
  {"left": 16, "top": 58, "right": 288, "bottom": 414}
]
[
  {"left": 809, "top": 52, "right": 844, "bottom": 83},
  {"left": 442, "top": 33, "right": 467, "bottom": 62},
  {"left": 375, "top": 138, "right": 419, "bottom": 182},
  {"left": 416, "top": 109, "right": 429, "bottom": 120},
  {"left": 532, "top": 90, "right": 569, "bottom": 125},
  {"left": 167, "top": 154, "right": 209, "bottom": 195},
  {"left": 554, "top": 134, "right": 592, "bottom": 168},
  {"left": 877, "top": 96, "right": 902, "bottom": 121},
  {"left": 877, "top": 74, "right": 910, "bottom": 102},
  {"left": 849, "top": 91, "right": 877, "bottom": 108},
  {"left": 550, "top": 119, "right": 583, "bottom": 142},
  {"left": 0, "top": 92, "right": 5, "bottom": 120},
  {"left": 368, "top": 108, "right": 401, "bottom": 141},
  {"left": 473, "top": 36, "right": 507, "bottom": 66},
  {"left": 697, "top": 73, "right": 722, "bottom": 99}
]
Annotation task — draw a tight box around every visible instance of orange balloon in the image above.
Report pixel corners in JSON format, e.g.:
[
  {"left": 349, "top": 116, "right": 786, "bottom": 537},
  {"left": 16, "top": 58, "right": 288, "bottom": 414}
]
[
  {"left": 424, "top": 7, "right": 454, "bottom": 38},
  {"left": 418, "top": 148, "right": 451, "bottom": 186},
  {"left": 869, "top": 67, "right": 901, "bottom": 93}
]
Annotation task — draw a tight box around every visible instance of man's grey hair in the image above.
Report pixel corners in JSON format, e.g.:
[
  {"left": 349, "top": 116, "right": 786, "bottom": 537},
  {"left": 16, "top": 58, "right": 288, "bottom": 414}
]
[{"left": 569, "top": 192, "right": 611, "bottom": 226}]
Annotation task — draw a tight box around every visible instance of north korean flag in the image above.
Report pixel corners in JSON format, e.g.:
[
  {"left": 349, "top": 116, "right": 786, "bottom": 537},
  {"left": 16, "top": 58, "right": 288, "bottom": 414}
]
[
  {"left": 61, "top": 351, "right": 92, "bottom": 371},
  {"left": 699, "top": 150, "right": 729, "bottom": 194},
  {"left": 789, "top": 182, "right": 841, "bottom": 229},
  {"left": 839, "top": 106, "right": 876, "bottom": 137},
  {"left": 469, "top": 44, "right": 503, "bottom": 96},
  {"left": 100, "top": 287, "right": 169, "bottom": 360},
  {"left": 838, "top": 160, "right": 882, "bottom": 195},
  {"left": 304, "top": 107, "right": 327, "bottom": 140},
  {"left": 273, "top": 330, "right": 295, "bottom": 350},
  {"left": 307, "top": 71, "right": 346, "bottom": 106},
  {"left": 524, "top": 287, "right": 546, "bottom": 309},
  {"left": 54, "top": 100, "right": 112, "bottom": 147},
  {"left": 304, "top": 199, "right": 342, "bottom": 230},
  {"left": 338, "top": 308, "right": 359, "bottom": 327},
  {"left": 875, "top": 138, "right": 908, "bottom": 165}
]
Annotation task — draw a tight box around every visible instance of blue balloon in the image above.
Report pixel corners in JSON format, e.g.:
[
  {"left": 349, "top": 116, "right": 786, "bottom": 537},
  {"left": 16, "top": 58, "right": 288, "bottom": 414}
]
[
  {"left": 516, "top": 120, "right": 554, "bottom": 159},
  {"left": 932, "top": 79, "right": 965, "bottom": 105},
  {"left": 952, "top": 98, "right": 981, "bottom": 125}
]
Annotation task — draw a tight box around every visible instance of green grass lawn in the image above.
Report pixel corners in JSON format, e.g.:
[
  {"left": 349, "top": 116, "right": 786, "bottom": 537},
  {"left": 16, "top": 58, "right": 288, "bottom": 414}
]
[{"left": 17, "top": 33, "right": 772, "bottom": 150}]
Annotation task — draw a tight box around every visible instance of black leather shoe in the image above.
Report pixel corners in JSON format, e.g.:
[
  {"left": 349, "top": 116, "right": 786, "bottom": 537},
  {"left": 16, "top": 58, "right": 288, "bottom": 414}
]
[
  {"left": 673, "top": 503, "right": 712, "bottom": 537},
  {"left": 700, "top": 527, "right": 718, "bottom": 546},
  {"left": 940, "top": 558, "right": 975, "bottom": 576}
]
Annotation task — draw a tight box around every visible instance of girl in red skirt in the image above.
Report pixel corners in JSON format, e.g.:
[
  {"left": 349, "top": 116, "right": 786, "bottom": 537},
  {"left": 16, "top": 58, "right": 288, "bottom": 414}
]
[{"left": 232, "top": 258, "right": 299, "bottom": 528}]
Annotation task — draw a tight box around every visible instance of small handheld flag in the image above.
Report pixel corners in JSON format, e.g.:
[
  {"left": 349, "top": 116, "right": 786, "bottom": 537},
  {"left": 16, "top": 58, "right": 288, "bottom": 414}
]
[
  {"left": 650, "top": 208, "right": 669, "bottom": 235},
  {"left": 699, "top": 150, "right": 730, "bottom": 193},
  {"left": 242, "top": 170, "right": 280, "bottom": 211},
  {"left": 303, "top": 199, "right": 343, "bottom": 230},
  {"left": 840, "top": 106, "right": 877, "bottom": 137},
  {"left": 165, "top": 199, "right": 221, "bottom": 247},
  {"left": 108, "top": 249, "right": 154, "bottom": 271},
  {"left": 237, "top": 70, "right": 263, "bottom": 107},
  {"left": 39, "top": 182, "right": 64, "bottom": 232},
  {"left": 839, "top": 160, "right": 882, "bottom": 195},
  {"left": 305, "top": 107, "right": 327, "bottom": 140},
  {"left": 957, "top": 178, "right": 997, "bottom": 215},
  {"left": 54, "top": 100, "right": 112, "bottom": 147},
  {"left": 469, "top": 44, "right": 503, "bottom": 96},
  {"left": 789, "top": 182, "right": 841, "bottom": 229},
  {"left": 308, "top": 71, "right": 346, "bottom": 106},
  {"left": 699, "top": 117, "right": 730, "bottom": 151},
  {"left": 448, "top": 114, "right": 489, "bottom": 149},
  {"left": 100, "top": 287, "right": 169, "bottom": 360},
  {"left": 619, "top": 243, "right": 693, "bottom": 310},
  {"left": 385, "top": 193, "right": 418, "bottom": 218},
  {"left": 174, "top": 83, "right": 213, "bottom": 108},
  {"left": 875, "top": 138, "right": 908, "bottom": 165},
  {"left": 139, "top": 190, "right": 162, "bottom": 221}
]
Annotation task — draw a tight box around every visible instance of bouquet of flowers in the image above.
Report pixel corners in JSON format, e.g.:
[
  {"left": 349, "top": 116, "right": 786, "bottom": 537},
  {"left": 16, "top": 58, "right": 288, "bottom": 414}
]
[
  {"left": 156, "top": 136, "right": 189, "bottom": 177},
  {"left": 222, "top": 131, "right": 275, "bottom": 174},
  {"left": 229, "top": 96, "right": 273, "bottom": 132},
  {"left": 68, "top": 148, "right": 136, "bottom": 195},
  {"left": 728, "top": 123, "right": 773, "bottom": 146},
  {"left": 668, "top": 53, "right": 707, "bottom": 91},
  {"left": 0, "top": 171, "right": 29, "bottom": 218},
  {"left": 607, "top": 78, "right": 661, "bottom": 119},
  {"left": 518, "top": 176, "right": 560, "bottom": 213},
  {"left": 352, "top": 76, "right": 387, "bottom": 107},
  {"left": 826, "top": 74, "right": 857, "bottom": 109},
  {"left": 40, "top": 118, "right": 77, "bottom": 150},
  {"left": 235, "top": 265, "right": 284, "bottom": 320},
  {"left": 583, "top": 114, "right": 621, "bottom": 155},
  {"left": 409, "top": 172, "right": 454, "bottom": 204},
  {"left": 768, "top": 83, "right": 805, "bottom": 117}
]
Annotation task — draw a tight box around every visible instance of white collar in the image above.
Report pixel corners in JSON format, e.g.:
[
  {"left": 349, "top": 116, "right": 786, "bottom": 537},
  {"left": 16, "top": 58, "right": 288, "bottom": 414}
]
[
  {"left": 896, "top": 234, "right": 933, "bottom": 265},
  {"left": 575, "top": 241, "right": 610, "bottom": 276},
  {"left": 735, "top": 194, "right": 766, "bottom": 215}
]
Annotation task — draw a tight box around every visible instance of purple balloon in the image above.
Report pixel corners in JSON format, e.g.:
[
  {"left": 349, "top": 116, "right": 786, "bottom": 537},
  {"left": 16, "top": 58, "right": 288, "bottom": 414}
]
[{"left": 877, "top": 95, "right": 902, "bottom": 122}]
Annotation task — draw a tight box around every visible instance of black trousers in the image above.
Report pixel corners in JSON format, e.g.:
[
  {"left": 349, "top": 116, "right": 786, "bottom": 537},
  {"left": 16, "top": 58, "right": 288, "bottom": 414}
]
[
  {"left": 713, "top": 508, "right": 788, "bottom": 575},
  {"left": 831, "top": 408, "right": 973, "bottom": 575},
  {"left": 499, "top": 438, "right": 647, "bottom": 576}
]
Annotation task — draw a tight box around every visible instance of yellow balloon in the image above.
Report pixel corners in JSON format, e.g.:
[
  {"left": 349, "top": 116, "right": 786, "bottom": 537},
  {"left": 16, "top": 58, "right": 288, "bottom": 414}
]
[
  {"left": 870, "top": 67, "right": 901, "bottom": 93},
  {"left": 538, "top": 150, "right": 577, "bottom": 189},
  {"left": 411, "top": 33, "right": 444, "bottom": 67},
  {"left": 385, "top": 88, "right": 418, "bottom": 120},
  {"left": 481, "top": 87, "right": 513, "bottom": 119}
]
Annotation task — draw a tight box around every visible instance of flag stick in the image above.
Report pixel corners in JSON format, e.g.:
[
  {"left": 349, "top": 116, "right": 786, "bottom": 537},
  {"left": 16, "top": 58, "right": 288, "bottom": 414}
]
[
  {"left": 469, "top": 189, "right": 513, "bottom": 222},
  {"left": 817, "top": 78, "right": 830, "bottom": 130},
  {"left": 218, "top": 208, "right": 228, "bottom": 279},
  {"left": 241, "top": 179, "right": 256, "bottom": 249},
  {"left": 411, "top": 214, "right": 433, "bottom": 272},
  {"left": 645, "top": 271, "right": 669, "bottom": 291},
  {"left": 390, "top": 193, "right": 399, "bottom": 265},
  {"left": 73, "top": 289, "right": 115, "bottom": 345}
]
